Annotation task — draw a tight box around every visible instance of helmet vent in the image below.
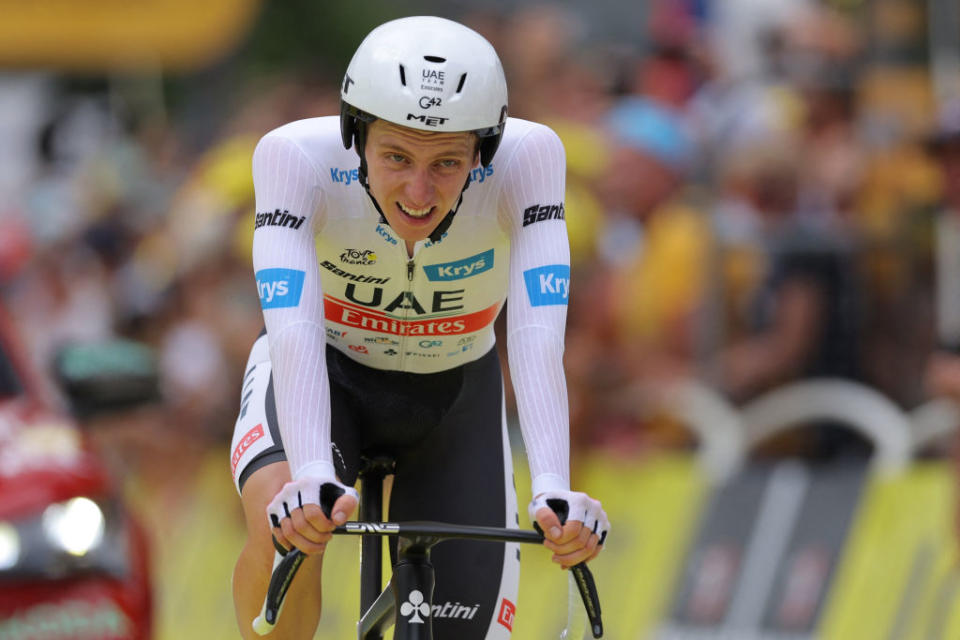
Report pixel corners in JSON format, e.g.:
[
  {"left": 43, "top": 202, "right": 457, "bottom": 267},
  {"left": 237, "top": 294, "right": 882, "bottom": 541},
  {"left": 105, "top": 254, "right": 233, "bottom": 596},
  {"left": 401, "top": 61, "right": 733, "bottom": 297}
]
[
  {"left": 424, "top": 55, "right": 446, "bottom": 63},
  {"left": 399, "top": 65, "right": 407, "bottom": 86},
  {"left": 455, "top": 73, "right": 467, "bottom": 93}
]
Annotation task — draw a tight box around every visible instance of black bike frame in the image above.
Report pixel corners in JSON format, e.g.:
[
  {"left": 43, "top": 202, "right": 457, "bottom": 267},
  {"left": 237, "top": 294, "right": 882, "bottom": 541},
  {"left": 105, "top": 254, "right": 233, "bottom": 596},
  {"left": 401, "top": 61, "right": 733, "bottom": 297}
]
[{"left": 347, "top": 520, "right": 545, "bottom": 639}]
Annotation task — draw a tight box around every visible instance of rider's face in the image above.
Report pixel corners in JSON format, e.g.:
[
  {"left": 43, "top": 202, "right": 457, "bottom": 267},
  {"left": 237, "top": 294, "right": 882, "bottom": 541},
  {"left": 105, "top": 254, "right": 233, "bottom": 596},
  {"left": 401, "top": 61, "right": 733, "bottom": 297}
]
[{"left": 365, "top": 120, "right": 478, "bottom": 245}]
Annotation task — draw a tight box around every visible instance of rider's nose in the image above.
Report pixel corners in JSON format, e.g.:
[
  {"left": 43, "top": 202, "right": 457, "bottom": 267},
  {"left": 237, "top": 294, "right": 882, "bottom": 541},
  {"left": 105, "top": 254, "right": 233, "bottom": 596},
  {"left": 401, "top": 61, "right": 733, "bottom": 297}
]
[{"left": 404, "top": 168, "right": 434, "bottom": 206}]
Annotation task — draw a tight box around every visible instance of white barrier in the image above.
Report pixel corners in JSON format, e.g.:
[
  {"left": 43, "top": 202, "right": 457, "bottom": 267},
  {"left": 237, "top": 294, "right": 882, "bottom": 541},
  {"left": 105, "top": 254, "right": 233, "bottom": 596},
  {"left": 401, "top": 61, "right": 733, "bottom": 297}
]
[
  {"left": 623, "top": 379, "right": 746, "bottom": 484},
  {"left": 909, "top": 398, "right": 960, "bottom": 452},
  {"left": 739, "top": 378, "right": 914, "bottom": 474}
]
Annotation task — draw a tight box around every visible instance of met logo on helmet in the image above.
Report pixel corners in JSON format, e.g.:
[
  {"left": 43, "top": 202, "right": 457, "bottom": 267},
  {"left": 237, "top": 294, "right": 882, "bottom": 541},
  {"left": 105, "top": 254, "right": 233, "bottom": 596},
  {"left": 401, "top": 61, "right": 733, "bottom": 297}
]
[{"left": 407, "top": 113, "right": 449, "bottom": 127}]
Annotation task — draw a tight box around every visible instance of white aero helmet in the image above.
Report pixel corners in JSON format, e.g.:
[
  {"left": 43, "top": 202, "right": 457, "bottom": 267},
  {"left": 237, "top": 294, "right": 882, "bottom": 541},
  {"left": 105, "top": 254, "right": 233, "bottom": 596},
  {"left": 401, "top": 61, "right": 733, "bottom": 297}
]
[{"left": 340, "top": 16, "right": 508, "bottom": 168}]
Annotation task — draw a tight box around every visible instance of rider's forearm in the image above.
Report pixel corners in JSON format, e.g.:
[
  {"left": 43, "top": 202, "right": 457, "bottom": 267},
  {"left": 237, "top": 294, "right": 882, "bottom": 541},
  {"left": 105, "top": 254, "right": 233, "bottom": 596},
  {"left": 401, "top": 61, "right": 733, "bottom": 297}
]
[
  {"left": 507, "top": 324, "right": 571, "bottom": 496},
  {"left": 266, "top": 321, "right": 334, "bottom": 478}
]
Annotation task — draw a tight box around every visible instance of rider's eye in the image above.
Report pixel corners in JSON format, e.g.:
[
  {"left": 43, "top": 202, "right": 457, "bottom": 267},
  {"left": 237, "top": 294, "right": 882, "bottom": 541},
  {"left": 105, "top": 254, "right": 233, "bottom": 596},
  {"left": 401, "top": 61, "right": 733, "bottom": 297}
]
[{"left": 437, "top": 159, "right": 460, "bottom": 169}]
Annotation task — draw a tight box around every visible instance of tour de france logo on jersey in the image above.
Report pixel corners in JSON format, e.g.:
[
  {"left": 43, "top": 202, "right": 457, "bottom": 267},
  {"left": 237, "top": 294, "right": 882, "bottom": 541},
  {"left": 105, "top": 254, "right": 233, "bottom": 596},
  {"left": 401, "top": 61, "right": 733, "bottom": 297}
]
[
  {"left": 523, "top": 264, "right": 570, "bottom": 306},
  {"left": 340, "top": 249, "right": 377, "bottom": 265},
  {"left": 255, "top": 268, "right": 305, "bottom": 309}
]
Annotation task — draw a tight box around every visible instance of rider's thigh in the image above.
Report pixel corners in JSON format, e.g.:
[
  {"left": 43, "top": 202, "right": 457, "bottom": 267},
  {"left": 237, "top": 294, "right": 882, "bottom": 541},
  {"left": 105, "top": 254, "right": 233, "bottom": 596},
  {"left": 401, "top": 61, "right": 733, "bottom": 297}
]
[{"left": 233, "top": 460, "right": 324, "bottom": 640}]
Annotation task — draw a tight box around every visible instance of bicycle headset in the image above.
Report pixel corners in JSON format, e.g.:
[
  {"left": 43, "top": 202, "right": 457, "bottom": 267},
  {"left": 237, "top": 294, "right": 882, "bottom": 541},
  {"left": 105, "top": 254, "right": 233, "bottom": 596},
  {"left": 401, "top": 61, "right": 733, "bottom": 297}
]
[{"left": 339, "top": 16, "right": 509, "bottom": 243}]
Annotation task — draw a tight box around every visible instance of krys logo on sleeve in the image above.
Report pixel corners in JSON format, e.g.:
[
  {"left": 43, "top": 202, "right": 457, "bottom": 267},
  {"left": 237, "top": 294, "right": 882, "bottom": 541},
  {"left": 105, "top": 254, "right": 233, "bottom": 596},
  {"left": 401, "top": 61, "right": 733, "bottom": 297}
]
[
  {"left": 523, "top": 264, "right": 570, "bottom": 306},
  {"left": 256, "top": 268, "right": 306, "bottom": 309}
]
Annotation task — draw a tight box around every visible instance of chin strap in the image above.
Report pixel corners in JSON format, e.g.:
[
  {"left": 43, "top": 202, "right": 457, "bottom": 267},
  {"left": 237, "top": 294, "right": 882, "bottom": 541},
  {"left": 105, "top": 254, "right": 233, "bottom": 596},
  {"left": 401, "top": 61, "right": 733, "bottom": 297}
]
[{"left": 427, "top": 176, "right": 470, "bottom": 243}]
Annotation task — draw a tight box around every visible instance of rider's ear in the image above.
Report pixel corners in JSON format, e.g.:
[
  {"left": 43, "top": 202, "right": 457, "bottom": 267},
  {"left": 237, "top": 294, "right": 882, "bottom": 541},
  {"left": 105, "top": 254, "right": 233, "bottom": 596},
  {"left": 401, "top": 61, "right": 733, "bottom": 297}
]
[{"left": 471, "top": 134, "right": 483, "bottom": 168}]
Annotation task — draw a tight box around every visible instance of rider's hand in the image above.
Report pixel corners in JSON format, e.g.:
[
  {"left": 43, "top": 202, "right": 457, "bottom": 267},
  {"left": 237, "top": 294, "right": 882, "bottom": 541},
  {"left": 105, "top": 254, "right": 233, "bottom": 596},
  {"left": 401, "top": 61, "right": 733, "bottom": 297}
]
[
  {"left": 530, "top": 491, "right": 609, "bottom": 570},
  {"left": 267, "top": 475, "right": 358, "bottom": 555}
]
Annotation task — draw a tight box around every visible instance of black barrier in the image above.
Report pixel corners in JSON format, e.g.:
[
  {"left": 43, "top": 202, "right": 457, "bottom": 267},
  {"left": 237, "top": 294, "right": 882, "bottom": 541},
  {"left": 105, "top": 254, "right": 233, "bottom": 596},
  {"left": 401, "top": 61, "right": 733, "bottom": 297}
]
[{"left": 657, "top": 458, "right": 869, "bottom": 639}]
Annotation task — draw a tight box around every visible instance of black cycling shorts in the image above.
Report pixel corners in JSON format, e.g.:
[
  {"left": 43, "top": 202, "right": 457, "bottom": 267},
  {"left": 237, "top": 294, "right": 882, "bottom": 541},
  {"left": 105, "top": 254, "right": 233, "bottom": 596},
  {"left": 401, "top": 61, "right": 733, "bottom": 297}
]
[{"left": 230, "top": 331, "right": 521, "bottom": 638}]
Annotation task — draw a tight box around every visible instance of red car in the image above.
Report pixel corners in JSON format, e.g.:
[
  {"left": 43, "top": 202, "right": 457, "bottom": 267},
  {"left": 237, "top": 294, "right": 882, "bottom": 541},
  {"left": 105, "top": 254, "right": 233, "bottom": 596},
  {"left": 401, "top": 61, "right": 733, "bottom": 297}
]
[{"left": 0, "top": 309, "right": 153, "bottom": 639}]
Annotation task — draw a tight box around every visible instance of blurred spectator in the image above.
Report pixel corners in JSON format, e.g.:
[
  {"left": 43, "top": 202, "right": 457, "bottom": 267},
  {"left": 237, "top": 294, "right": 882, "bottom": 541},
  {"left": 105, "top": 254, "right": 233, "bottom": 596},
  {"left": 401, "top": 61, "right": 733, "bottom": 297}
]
[
  {"left": 565, "top": 96, "right": 707, "bottom": 453},
  {"left": 493, "top": 5, "right": 615, "bottom": 266},
  {"left": 7, "top": 246, "right": 115, "bottom": 376},
  {"left": 924, "top": 101, "right": 960, "bottom": 402},
  {"left": 709, "top": 137, "right": 861, "bottom": 405},
  {"left": 499, "top": 5, "right": 587, "bottom": 122}
]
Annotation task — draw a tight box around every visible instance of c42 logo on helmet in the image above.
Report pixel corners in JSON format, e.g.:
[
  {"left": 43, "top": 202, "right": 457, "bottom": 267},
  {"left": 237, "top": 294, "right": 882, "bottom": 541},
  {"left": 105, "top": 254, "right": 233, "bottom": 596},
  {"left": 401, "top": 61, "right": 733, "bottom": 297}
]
[
  {"left": 419, "top": 96, "right": 442, "bottom": 109},
  {"left": 400, "top": 590, "right": 430, "bottom": 624}
]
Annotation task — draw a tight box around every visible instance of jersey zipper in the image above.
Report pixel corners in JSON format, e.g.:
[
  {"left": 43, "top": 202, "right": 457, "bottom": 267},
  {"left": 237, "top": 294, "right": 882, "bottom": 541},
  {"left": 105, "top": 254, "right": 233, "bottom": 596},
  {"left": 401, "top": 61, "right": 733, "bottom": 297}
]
[{"left": 397, "top": 255, "right": 415, "bottom": 370}]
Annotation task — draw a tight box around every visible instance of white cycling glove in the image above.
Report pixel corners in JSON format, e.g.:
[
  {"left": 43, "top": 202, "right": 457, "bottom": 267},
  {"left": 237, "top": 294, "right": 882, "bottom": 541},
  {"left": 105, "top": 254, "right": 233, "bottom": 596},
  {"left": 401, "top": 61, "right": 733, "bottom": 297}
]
[
  {"left": 528, "top": 491, "right": 610, "bottom": 545},
  {"left": 267, "top": 474, "right": 359, "bottom": 529}
]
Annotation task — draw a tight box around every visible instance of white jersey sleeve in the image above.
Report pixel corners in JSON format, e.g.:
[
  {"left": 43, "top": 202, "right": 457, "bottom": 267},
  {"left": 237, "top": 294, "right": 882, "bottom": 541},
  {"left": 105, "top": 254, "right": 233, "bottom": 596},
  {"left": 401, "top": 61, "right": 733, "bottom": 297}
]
[
  {"left": 497, "top": 123, "right": 571, "bottom": 497},
  {"left": 250, "top": 131, "right": 335, "bottom": 481}
]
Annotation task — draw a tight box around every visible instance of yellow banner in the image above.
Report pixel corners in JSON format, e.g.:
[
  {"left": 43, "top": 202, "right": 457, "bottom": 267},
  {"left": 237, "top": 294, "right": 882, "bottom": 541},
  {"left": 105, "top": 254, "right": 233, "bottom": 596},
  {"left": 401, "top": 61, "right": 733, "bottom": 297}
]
[{"left": 0, "top": 0, "right": 261, "bottom": 71}]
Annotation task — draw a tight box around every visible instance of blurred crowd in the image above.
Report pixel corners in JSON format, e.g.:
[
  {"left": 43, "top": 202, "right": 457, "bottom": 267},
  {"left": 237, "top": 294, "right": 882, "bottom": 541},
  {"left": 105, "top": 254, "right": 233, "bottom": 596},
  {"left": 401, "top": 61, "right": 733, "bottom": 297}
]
[{"left": 0, "top": 0, "right": 958, "bottom": 473}]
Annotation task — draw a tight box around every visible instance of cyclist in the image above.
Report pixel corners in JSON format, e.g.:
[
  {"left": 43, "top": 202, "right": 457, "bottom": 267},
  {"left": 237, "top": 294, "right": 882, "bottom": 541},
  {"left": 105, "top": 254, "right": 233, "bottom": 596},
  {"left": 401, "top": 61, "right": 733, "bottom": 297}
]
[{"left": 230, "top": 16, "right": 609, "bottom": 639}]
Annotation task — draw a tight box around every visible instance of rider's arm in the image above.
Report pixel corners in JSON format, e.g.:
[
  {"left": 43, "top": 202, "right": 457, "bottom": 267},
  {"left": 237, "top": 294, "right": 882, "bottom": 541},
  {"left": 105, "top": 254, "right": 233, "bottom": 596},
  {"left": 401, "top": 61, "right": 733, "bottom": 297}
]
[
  {"left": 497, "top": 122, "right": 571, "bottom": 498},
  {"left": 251, "top": 131, "right": 336, "bottom": 482},
  {"left": 498, "top": 124, "right": 609, "bottom": 564}
]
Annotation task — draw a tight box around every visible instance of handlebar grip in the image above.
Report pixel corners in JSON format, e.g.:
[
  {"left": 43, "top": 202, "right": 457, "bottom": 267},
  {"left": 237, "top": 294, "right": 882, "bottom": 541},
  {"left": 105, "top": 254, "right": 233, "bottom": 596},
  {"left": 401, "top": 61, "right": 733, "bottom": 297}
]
[
  {"left": 252, "top": 542, "right": 305, "bottom": 635},
  {"left": 253, "top": 482, "right": 343, "bottom": 634},
  {"left": 533, "top": 501, "right": 605, "bottom": 638},
  {"left": 571, "top": 563, "right": 603, "bottom": 638}
]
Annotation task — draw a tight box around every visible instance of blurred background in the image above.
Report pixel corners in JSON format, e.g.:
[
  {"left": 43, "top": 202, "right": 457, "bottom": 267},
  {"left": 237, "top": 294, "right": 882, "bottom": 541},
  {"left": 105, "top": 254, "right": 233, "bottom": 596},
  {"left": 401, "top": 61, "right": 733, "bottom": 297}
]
[{"left": 3, "top": 0, "right": 960, "bottom": 638}]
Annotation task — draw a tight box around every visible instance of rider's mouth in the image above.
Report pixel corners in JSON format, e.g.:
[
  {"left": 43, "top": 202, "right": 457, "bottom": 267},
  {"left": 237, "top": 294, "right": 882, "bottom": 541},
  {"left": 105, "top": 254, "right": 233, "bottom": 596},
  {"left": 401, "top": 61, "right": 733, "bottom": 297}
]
[{"left": 396, "top": 202, "right": 435, "bottom": 220}]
